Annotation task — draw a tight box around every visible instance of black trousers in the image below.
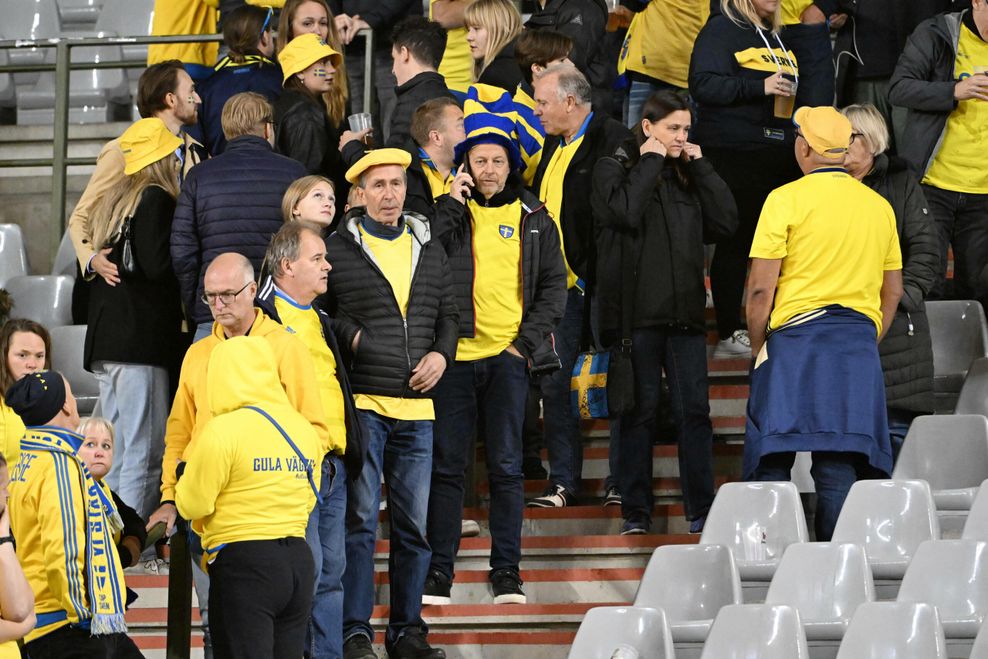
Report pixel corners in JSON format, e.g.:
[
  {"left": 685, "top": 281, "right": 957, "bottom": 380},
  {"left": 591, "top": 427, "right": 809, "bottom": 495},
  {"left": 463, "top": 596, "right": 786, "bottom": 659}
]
[
  {"left": 25, "top": 625, "right": 144, "bottom": 659},
  {"left": 209, "top": 537, "right": 314, "bottom": 659},
  {"left": 923, "top": 183, "right": 988, "bottom": 307}
]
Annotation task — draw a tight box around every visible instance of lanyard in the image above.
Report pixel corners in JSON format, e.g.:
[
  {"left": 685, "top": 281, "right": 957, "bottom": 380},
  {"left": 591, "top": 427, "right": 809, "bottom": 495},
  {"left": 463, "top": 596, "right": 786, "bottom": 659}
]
[{"left": 755, "top": 27, "right": 798, "bottom": 82}]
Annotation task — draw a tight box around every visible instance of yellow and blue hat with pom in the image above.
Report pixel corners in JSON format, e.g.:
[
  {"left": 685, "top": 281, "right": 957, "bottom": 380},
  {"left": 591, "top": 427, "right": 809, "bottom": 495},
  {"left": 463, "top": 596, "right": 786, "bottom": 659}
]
[{"left": 454, "top": 84, "right": 525, "bottom": 172}]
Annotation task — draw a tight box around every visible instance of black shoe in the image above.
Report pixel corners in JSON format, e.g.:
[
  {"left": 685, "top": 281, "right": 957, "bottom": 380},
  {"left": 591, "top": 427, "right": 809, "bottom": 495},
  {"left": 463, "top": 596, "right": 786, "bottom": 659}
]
[
  {"left": 522, "top": 455, "right": 549, "bottom": 480},
  {"left": 421, "top": 568, "right": 452, "bottom": 606},
  {"left": 386, "top": 629, "right": 446, "bottom": 659},
  {"left": 490, "top": 568, "right": 527, "bottom": 604},
  {"left": 344, "top": 634, "right": 378, "bottom": 659}
]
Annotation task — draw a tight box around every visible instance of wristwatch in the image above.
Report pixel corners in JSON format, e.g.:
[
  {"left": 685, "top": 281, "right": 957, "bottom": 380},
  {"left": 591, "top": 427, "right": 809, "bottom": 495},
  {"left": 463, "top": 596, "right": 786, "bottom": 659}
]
[{"left": 0, "top": 535, "right": 14, "bottom": 547}]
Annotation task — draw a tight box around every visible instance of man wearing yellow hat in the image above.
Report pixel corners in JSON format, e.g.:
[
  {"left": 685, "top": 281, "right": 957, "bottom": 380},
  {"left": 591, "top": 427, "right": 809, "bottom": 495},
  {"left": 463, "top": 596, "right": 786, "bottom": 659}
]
[
  {"left": 324, "top": 148, "right": 457, "bottom": 659},
  {"left": 743, "top": 106, "right": 904, "bottom": 541}
]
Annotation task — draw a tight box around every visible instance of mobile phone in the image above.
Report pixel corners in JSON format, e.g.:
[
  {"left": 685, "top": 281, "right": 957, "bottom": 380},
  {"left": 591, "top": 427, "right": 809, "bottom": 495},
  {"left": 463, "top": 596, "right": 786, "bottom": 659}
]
[{"left": 144, "top": 521, "right": 168, "bottom": 549}]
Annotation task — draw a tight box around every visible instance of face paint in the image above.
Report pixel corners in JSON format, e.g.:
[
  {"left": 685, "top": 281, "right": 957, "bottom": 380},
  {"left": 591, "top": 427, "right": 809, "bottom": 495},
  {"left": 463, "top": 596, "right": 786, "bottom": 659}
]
[{"left": 312, "top": 68, "right": 328, "bottom": 77}]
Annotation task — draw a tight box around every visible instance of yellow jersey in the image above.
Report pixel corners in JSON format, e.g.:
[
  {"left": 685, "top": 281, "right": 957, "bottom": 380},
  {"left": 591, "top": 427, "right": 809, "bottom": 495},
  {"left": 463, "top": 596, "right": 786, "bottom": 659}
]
[
  {"left": 431, "top": 0, "right": 473, "bottom": 93},
  {"left": 621, "top": 0, "right": 709, "bottom": 89}
]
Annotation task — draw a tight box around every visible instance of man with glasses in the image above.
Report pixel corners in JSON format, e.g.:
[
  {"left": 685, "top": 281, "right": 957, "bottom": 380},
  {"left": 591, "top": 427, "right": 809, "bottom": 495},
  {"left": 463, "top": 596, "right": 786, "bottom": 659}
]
[
  {"left": 743, "top": 106, "right": 903, "bottom": 541},
  {"left": 172, "top": 91, "right": 306, "bottom": 342},
  {"left": 146, "top": 252, "right": 329, "bottom": 657}
]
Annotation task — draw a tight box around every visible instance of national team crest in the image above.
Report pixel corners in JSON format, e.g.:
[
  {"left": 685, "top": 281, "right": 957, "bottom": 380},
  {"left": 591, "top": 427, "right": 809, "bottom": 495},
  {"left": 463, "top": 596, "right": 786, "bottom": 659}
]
[{"left": 499, "top": 225, "right": 514, "bottom": 239}]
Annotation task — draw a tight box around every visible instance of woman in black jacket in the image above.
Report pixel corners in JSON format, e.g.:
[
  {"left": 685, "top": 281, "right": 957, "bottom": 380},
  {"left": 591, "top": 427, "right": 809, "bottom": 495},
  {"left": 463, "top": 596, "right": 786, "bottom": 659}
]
[
  {"left": 465, "top": 0, "right": 523, "bottom": 92},
  {"left": 592, "top": 91, "right": 737, "bottom": 536},
  {"left": 842, "top": 103, "right": 939, "bottom": 460}
]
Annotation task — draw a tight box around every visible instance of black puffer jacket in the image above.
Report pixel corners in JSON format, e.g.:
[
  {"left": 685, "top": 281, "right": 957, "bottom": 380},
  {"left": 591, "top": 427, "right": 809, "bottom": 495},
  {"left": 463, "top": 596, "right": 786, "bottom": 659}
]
[
  {"left": 864, "top": 153, "right": 939, "bottom": 413},
  {"left": 171, "top": 135, "right": 306, "bottom": 324},
  {"left": 388, "top": 71, "right": 456, "bottom": 148},
  {"left": 321, "top": 212, "right": 459, "bottom": 397},
  {"left": 432, "top": 185, "right": 568, "bottom": 372},
  {"left": 592, "top": 152, "right": 737, "bottom": 339},
  {"left": 274, "top": 89, "right": 348, "bottom": 201}
]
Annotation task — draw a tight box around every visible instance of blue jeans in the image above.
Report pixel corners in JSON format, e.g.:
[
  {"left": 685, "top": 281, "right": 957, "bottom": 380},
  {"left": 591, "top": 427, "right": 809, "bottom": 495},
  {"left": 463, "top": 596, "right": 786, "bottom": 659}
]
[
  {"left": 306, "top": 454, "right": 346, "bottom": 659},
  {"left": 342, "top": 411, "right": 433, "bottom": 645},
  {"left": 428, "top": 351, "right": 529, "bottom": 578},
  {"left": 625, "top": 78, "right": 683, "bottom": 128},
  {"left": 751, "top": 451, "right": 865, "bottom": 541},
  {"left": 887, "top": 409, "right": 916, "bottom": 466},
  {"left": 617, "top": 328, "right": 714, "bottom": 523},
  {"left": 539, "top": 288, "right": 585, "bottom": 494}
]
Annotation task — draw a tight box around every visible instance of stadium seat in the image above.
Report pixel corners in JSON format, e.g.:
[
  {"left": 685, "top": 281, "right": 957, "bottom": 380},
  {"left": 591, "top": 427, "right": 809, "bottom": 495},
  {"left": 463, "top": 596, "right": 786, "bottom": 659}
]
[
  {"left": 50, "top": 325, "right": 98, "bottom": 415},
  {"left": 700, "top": 604, "right": 810, "bottom": 659},
  {"left": 57, "top": 0, "right": 103, "bottom": 26},
  {"left": 927, "top": 300, "right": 988, "bottom": 408},
  {"left": 0, "top": 0, "right": 60, "bottom": 76},
  {"left": 764, "top": 542, "right": 874, "bottom": 642},
  {"left": 3, "top": 275, "right": 74, "bottom": 328},
  {"left": 897, "top": 539, "right": 988, "bottom": 640},
  {"left": 633, "top": 544, "right": 742, "bottom": 644},
  {"left": 835, "top": 602, "right": 948, "bottom": 659},
  {"left": 51, "top": 230, "right": 78, "bottom": 277},
  {"left": 956, "top": 357, "right": 988, "bottom": 415},
  {"left": 94, "top": 0, "right": 153, "bottom": 64},
  {"left": 892, "top": 415, "right": 988, "bottom": 511},
  {"left": 0, "top": 45, "right": 15, "bottom": 116},
  {"left": 972, "top": 624, "right": 988, "bottom": 659},
  {"left": 568, "top": 606, "right": 676, "bottom": 659},
  {"left": 962, "top": 481, "right": 988, "bottom": 541},
  {"left": 0, "top": 223, "right": 29, "bottom": 288}
]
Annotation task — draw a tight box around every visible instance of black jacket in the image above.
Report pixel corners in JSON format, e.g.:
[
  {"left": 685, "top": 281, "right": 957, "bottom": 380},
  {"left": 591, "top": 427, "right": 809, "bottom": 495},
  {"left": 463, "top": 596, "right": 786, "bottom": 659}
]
[
  {"left": 864, "top": 154, "right": 939, "bottom": 412},
  {"left": 86, "top": 186, "right": 185, "bottom": 371},
  {"left": 432, "top": 185, "right": 568, "bottom": 371},
  {"left": 274, "top": 89, "right": 348, "bottom": 200},
  {"left": 197, "top": 56, "right": 284, "bottom": 156},
  {"left": 255, "top": 279, "right": 367, "bottom": 478},
  {"left": 530, "top": 112, "right": 635, "bottom": 285},
  {"left": 592, "top": 152, "right": 737, "bottom": 338},
  {"left": 889, "top": 10, "right": 969, "bottom": 177},
  {"left": 478, "top": 39, "right": 523, "bottom": 93},
  {"left": 321, "top": 212, "right": 460, "bottom": 397},
  {"left": 171, "top": 135, "right": 306, "bottom": 325},
  {"left": 388, "top": 71, "right": 456, "bottom": 148}
]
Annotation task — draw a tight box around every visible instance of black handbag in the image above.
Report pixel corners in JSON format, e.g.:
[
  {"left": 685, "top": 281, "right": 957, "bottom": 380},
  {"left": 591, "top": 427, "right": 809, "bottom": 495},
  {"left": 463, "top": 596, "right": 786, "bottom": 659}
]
[{"left": 115, "top": 215, "right": 137, "bottom": 276}]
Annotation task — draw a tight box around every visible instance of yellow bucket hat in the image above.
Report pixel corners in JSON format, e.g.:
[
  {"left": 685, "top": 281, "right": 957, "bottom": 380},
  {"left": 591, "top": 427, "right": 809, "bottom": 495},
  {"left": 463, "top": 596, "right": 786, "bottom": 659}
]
[
  {"left": 279, "top": 33, "right": 343, "bottom": 83},
  {"left": 345, "top": 148, "right": 412, "bottom": 185},
  {"left": 119, "top": 118, "right": 183, "bottom": 175},
  {"left": 793, "top": 106, "right": 853, "bottom": 160}
]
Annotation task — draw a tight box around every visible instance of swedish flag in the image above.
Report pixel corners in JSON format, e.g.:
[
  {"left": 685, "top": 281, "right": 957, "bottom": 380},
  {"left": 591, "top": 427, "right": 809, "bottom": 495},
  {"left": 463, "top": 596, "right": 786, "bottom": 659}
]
[{"left": 570, "top": 351, "right": 610, "bottom": 419}]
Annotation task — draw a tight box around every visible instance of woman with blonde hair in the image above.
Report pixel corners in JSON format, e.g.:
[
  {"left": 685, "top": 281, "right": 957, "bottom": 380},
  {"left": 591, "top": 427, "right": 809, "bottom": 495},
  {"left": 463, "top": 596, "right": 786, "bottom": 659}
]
[
  {"left": 465, "top": 0, "right": 523, "bottom": 91},
  {"left": 282, "top": 175, "right": 337, "bottom": 230},
  {"left": 85, "top": 117, "right": 186, "bottom": 521}
]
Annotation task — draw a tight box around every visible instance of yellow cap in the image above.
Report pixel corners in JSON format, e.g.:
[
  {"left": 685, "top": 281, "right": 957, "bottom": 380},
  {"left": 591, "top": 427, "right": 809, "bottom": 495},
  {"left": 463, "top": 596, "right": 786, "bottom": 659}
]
[
  {"left": 279, "top": 33, "right": 342, "bottom": 83},
  {"left": 793, "top": 106, "right": 853, "bottom": 159},
  {"left": 345, "top": 148, "right": 413, "bottom": 185},
  {"left": 119, "top": 118, "right": 183, "bottom": 175}
]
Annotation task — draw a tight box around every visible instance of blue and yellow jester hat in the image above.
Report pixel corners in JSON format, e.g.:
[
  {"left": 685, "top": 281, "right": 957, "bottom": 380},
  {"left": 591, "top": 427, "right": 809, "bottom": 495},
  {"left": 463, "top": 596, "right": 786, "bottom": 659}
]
[{"left": 454, "top": 84, "right": 525, "bottom": 172}]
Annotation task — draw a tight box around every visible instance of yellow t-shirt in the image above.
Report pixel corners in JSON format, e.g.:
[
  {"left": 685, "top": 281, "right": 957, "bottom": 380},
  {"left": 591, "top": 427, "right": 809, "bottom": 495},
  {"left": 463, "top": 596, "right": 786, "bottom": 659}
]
[
  {"left": 431, "top": 0, "right": 473, "bottom": 93},
  {"left": 623, "top": 0, "right": 709, "bottom": 89},
  {"left": 749, "top": 168, "right": 902, "bottom": 334},
  {"left": 0, "top": 400, "right": 24, "bottom": 467},
  {"left": 781, "top": 0, "right": 813, "bottom": 25},
  {"left": 421, "top": 159, "right": 454, "bottom": 200},
  {"left": 353, "top": 224, "right": 435, "bottom": 421},
  {"left": 274, "top": 293, "right": 346, "bottom": 455},
  {"left": 457, "top": 200, "right": 525, "bottom": 361},
  {"left": 539, "top": 114, "right": 593, "bottom": 290},
  {"left": 0, "top": 641, "right": 17, "bottom": 658},
  {"left": 148, "top": 0, "right": 219, "bottom": 67},
  {"left": 922, "top": 23, "right": 988, "bottom": 194}
]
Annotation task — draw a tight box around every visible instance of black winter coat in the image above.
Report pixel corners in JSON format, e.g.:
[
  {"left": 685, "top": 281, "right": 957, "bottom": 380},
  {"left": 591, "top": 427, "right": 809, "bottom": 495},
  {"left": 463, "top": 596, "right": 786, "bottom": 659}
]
[
  {"left": 274, "top": 89, "right": 348, "bottom": 199},
  {"left": 478, "top": 39, "right": 523, "bottom": 93},
  {"left": 592, "top": 153, "right": 737, "bottom": 339},
  {"left": 86, "top": 186, "right": 185, "bottom": 371},
  {"left": 321, "top": 212, "right": 460, "bottom": 397},
  {"left": 864, "top": 154, "right": 939, "bottom": 412},
  {"left": 530, "top": 112, "right": 635, "bottom": 286},
  {"left": 171, "top": 135, "right": 306, "bottom": 324},
  {"left": 388, "top": 72, "right": 456, "bottom": 148},
  {"left": 432, "top": 185, "right": 568, "bottom": 372}
]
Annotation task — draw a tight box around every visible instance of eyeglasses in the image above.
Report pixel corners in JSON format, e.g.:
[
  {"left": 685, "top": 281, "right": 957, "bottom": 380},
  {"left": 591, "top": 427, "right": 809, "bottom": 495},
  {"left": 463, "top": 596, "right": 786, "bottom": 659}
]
[
  {"left": 261, "top": 7, "right": 274, "bottom": 36},
  {"left": 201, "top": 282, "right": 252, "bottom": 307},
  {"left": 850, "top": 132, "right": 864, "bottom": 144}
]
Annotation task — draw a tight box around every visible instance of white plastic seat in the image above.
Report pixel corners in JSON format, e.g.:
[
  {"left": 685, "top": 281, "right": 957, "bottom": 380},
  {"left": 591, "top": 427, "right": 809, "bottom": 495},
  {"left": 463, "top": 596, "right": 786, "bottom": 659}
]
[
  {"left": 699, "top": 482, "right": 809, "bottom": 581},
  {"left": 633, "top": 544, "right": 742, "bottom": 643},
  {"left": 765, "top": 542, "right": 874, "bottom": 641},
  {"left": 700, "top": 604, "right": 810, "bottom": 659},
  {"left": 957, "top": 357, "right": 988, "bottom": 416},
  {"left": 58, "top": 0, "right": 103, "bottom": 26},
  {"left": 568, "top": 606, "right": 676, "bottom": 659},
  {"left": 962, "top": 481, "right": 988, "bottom": 541},
  {"left": 927, "top": 299, "right": 988, "bottom": 394},
  {"left": 892, "top": 415, "right": 988, "bottom": 510},
  {"left": 0, "top": 0, "right": 60, "bottom": 73},
  {"left": 835, "top": 602, "right": 948, "bottom": 659},
  {"left": 897, "top": 539, "right": 988, "bottom": 639},
  {"left": 972, "top": 624, "right": 988, "bottom": 659},
  {"left": 51, "top": 230, "right": 78, "bottom": 277},
  {"left": 3, "top": 275, "right": 74, "bottom": 328},
  {"left": 0, "top": 223, "right": 29, "bottom": 287},
  {"left": 94, "top": 0, "right": 153, "bottom": 63},
  {"left": 50, "top": 325, "right": 98, "bottom": 415},
  {"left": 831, "top": 480, "right": 939, "bottom": 580}
]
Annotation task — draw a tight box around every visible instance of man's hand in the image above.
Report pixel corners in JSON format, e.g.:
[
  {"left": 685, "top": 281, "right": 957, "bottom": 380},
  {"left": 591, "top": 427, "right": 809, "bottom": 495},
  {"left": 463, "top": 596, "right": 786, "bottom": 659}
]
[
  {"left": 147, "top": 503, "right": 178, "bottom": 536},
  {"left": 335, "top": 13, "right": 356, "bottom": 44},
  {"left": 350, "top": 15, "right": 371, "bottom": 36},
  {"left": 504, "top": 344, "right": 525, "bottom": 360},
  {"left": 955, "top": 74, "right": 988, "bottom": 102},
  {"left": 829, "top": 13, "right": 848, "bottom": 29},
  {"left": 682, "top": 142, "right": 703, "bottom": 161},
  {"left": 409, "top": 351, "right": 447, "bottom": 392},
  {"left": 340, "top": 128, "right": 372, "bottom": 150},
  {"left": 640, "top": 134, "right": 667, "bottom": 158},
  {"left": 449, "top": 163, "right": 474, "bottom": 204},
  {"left": 800, "top": 3, "right": 827, "bottom": 24},
  {"left": 0, "top": 506, "right": 10, "bottom": 537},
  {"left": 92, "top": 247, "right": 120, "bottom": 286}
]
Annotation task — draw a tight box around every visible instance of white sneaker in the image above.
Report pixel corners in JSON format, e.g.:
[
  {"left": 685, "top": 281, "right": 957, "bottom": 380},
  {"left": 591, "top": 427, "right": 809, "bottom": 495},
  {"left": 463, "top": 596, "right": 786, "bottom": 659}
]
[
  {"left": 461, "top": 519, "right": 480, "bottom": 537},
  {"left": 713, "top": 329, "right": 751, "bottom": 359}
]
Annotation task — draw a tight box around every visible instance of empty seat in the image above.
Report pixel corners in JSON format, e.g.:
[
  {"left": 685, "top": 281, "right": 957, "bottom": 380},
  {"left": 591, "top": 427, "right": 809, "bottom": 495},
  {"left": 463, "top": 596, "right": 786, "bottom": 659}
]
[
  {"left": 972, "top": 624, "right": 988, "bottom": 659},
  {"left": 58, "top": 0, "right": 103, "bottom": 26},
  {"left": 831, "top": 480, "right": 939, "bottom": 580},
  {"left": 568, "top": 606, "right": 676, "bottom": 659},
  {"left": 94, "top": 0, "right": 153, "bottom": 63},
  {"left": 51, "top": 230, "right": 78, "bottom": 277},
  {"left": 0, "top": 0, "right": 60, "bottom": 72},
  {"left": 4, "top": 275, "right": 74, "bottom": 328},
  {"left": 836, "top": 602, "right": 948, "bottom": 659},
  {"left": 892, "top": 415, "right": 988, "bottom": 510},
  {"left": 956, "top": 357, "right": 988, "bottom": 415},
  {"left": 897, "top": 539, "right": 988, "bottom": 639},
  {"left": 699, "top": 482, "right": 809, "bottom": 582},
  {"left": 0, "top": 223, "right": 29, "bottom": 287},
  {"left": 963, "top": 481, "right": 988, "bottom": 541},
  {"left": 633, "top": 544, "right": 742, "bottom": 643},
  {"left": 765, "top": 542, "right": 874, "bottom": 641},
  {"left": 700, "top": 604, "right": 809, "bottom": 659},
  {"left": 50, "top": 325, "right": 98, "bottom": 415},
  {"left": 927, "top": 299, "right": 988, "bottom": 402}
]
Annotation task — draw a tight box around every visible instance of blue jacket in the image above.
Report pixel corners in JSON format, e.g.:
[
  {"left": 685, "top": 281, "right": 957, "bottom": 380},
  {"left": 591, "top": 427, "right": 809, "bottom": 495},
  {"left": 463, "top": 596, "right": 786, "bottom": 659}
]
[
  {"left": 196, "top": 56, "right": 284, "bottom": 156},
  {"left": 171, "top": 135, "right": 306, "bottom": 325}
]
